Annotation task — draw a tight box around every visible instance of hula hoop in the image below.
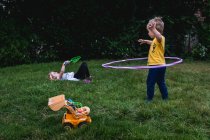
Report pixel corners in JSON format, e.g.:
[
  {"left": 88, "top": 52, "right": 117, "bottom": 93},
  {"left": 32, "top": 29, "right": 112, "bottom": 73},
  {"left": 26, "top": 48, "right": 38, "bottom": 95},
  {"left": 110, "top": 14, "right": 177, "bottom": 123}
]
[{"left": 102, "top": 57, "right": 183, "bottom": 69}]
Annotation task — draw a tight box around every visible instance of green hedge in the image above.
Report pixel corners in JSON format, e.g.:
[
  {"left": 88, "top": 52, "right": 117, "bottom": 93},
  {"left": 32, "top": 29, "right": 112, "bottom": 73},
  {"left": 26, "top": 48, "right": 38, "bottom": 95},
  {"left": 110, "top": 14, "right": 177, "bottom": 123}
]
[{"left": 0, "top": 0, "right": 210, "bottom": 67}]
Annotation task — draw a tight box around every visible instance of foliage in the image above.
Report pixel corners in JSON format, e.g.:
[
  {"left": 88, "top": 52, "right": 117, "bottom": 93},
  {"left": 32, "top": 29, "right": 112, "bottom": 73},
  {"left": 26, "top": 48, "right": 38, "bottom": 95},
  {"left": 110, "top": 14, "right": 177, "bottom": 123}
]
[
  {"left": 104, "top": 20, "right": 148, "bottom": 58},
  {"left": 0, "top": 0, "right": 210, "bottom": 66},
  {"left": 192, "top": 43, "right": 208, "bottom": 60},
  {"left": 0, "top": 19, "right": 30, "bottom": 66},
  {"left": 0, "top": 19, "right": 59, "bottom": 67},
  {"left": 196, "top": 23, "right": 210, "bottom": 60}
]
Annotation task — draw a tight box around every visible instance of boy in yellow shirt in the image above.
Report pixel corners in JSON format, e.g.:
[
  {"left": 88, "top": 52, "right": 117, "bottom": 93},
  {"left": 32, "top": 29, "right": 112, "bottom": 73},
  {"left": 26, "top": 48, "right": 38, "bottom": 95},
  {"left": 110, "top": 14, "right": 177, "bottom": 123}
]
[{"left": 138, "top": 17, "right": 168, "bottom": 102}]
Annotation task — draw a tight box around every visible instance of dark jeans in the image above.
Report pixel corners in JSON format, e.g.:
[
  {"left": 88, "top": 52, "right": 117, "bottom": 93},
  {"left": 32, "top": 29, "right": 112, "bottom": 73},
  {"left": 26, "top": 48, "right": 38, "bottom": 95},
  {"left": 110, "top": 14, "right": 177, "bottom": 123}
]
[
  {"left": 74, "top": 62, "right": 90, "bottom": 80},
  {"left": 147, "top": 67, "right": 168, "bottom": 100}
]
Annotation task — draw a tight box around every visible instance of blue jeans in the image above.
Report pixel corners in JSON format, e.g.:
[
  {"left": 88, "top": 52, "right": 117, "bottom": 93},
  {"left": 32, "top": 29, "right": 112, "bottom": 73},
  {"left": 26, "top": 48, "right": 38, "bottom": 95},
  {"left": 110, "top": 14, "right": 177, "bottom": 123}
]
[{"left": 147, "top": 67, "right": 168, "bottom": 100}]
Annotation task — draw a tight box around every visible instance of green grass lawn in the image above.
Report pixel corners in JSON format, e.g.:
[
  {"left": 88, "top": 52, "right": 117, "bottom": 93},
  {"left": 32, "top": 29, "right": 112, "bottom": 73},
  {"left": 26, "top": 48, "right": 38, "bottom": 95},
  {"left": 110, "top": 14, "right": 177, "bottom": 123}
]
[{"left": 0, "top": 60, "right": 210, "bottom": 140}]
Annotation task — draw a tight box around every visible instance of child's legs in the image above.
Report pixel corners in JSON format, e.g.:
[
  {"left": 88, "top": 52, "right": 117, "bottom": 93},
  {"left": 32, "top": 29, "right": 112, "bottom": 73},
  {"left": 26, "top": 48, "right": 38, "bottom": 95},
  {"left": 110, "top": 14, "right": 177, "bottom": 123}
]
[
  {"left": 74, "top": 62, "right": 90, "bottom": 80},
  {"left": 157, "top": 67, "right": 168, "bottom": 99},
  {"left": 147, "top": 68, "right": 158, "bottom": 100}
]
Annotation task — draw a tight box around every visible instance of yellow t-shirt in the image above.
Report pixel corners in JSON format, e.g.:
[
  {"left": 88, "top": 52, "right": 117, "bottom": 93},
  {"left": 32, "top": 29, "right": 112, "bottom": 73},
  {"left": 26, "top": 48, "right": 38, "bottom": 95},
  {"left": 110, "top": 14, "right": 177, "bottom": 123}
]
[{"left": 148, "top": 36, "right": 165, "bottom": 65}]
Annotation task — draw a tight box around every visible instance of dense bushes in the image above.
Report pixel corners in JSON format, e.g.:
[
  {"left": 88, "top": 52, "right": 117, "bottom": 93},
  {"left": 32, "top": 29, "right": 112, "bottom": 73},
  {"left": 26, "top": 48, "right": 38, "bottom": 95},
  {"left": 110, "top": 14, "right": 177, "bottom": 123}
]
[
  {"left": 0, "top": 19, "right": 30, "bottom": 66},
  {"left": 0, "top": 0, "right": 209, "bottom": 67},
  {"left": 0, "top": 19, "right": 59, "bottom": 66}
]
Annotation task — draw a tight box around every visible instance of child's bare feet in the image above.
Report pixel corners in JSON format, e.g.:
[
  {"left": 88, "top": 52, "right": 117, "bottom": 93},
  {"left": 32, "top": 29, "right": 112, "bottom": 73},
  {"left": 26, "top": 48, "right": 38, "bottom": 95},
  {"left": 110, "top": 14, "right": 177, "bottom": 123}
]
[{"left": 83, "top": 76, "right": 92, "bottom": 83}]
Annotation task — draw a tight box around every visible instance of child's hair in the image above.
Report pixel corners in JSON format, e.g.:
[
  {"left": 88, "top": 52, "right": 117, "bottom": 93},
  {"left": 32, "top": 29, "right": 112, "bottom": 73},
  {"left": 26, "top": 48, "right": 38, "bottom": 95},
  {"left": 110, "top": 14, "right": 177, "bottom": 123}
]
[
  {"left": 148, "top": 17, "right": 164, "bottom": 34},
  {"left": 48, "top": 72, "right": 54, "bottom": 80}
]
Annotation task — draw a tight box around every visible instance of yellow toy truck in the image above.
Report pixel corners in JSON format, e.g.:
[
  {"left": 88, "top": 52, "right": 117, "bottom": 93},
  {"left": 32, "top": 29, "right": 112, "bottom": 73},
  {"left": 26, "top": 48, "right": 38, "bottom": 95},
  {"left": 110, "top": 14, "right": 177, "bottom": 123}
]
[{"left": 48, "top": 94, "right": 92, "bottom": 130}]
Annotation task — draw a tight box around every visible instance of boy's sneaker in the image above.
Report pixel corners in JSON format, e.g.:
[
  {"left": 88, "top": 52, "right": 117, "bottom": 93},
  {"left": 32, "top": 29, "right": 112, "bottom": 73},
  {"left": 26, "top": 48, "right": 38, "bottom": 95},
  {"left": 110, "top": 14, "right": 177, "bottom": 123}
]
[
  {"left": 144, "top": 98, "right": 152, "bottom": 104},
  {"left": 162, "top": 98, "right": 168, "bottom": 102}
]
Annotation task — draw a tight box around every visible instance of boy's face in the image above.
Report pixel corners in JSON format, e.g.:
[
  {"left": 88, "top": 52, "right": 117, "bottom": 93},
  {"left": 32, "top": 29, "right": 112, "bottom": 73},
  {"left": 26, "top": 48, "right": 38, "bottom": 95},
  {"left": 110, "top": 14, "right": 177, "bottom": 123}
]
[
  {"left": 49, "top": 72, "right": 59, "bottom": 80},
  {"left": 147, "top": 29, "right": 155, "bottom": 38}
]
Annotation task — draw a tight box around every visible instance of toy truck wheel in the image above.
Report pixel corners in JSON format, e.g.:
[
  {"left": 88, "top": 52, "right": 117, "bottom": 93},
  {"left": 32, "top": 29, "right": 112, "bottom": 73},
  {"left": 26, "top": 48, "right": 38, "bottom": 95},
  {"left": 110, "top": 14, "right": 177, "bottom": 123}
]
[
  {"left": 63, "top": 123, "right": 74, "bottom": 130},
  {"left": 78, "top": 122, "right": 88, "bottom": 128}
]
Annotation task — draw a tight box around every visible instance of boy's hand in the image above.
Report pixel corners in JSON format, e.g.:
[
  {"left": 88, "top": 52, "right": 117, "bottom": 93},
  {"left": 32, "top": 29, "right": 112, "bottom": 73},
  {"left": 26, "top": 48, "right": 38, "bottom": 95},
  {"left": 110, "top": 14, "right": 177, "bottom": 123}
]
[
  {"left": 138, "top": 39, "right": 146, "bottom": 45},
  {"left": 147, "top": 21, "right": 156, "bottom": 30},
  {"left": 63, "top": 60, "right": 70, "bottom": 66}
]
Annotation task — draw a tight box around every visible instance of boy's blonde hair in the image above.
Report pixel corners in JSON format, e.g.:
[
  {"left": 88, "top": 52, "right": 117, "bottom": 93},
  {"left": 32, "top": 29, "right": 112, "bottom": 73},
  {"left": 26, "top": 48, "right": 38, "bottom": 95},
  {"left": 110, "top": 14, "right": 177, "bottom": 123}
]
[
  {"left": 48, "top": 72, "right": 53, "bottom": 80},
  {"left": 148, "top": 17, "right": 164, "bottom": 34},
  {"left": 48, "top": 71, "right": 57, "bottom": 80}
]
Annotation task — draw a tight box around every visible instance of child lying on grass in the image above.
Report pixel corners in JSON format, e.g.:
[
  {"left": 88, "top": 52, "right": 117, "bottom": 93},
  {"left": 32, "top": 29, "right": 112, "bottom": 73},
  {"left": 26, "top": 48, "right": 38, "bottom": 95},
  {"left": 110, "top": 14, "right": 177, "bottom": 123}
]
[{"left": 48, "top": 61, "right": 92, "bottom": 83}]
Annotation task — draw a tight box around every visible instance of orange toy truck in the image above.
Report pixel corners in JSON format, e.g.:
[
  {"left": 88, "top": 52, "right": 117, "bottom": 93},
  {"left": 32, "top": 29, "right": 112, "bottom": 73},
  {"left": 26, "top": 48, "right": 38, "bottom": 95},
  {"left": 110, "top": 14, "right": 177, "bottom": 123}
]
[{"left": 48, "top": 94, "right": 92, "bottom": 130}]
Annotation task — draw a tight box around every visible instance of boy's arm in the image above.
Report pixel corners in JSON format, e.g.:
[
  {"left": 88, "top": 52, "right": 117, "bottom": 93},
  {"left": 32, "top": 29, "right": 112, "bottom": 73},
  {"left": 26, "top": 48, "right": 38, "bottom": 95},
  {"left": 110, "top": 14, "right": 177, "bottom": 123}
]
[
  {"left": 58, "top": 60, "right": 70, "bottom": 79},
  {"left": 138, "top": 39, "right": 152, "bottom": 45},
  {"left": 148, "top": 22, "right": 162, "bottom": 43},
  {"left": 58, "top": 64, "right": 65, "bottom": 79}
]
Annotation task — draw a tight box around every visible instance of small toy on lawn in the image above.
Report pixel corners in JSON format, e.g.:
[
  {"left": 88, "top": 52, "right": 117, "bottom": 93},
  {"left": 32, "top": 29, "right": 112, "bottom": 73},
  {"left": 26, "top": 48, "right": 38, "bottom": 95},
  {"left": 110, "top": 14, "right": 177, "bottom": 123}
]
[
  {"left": 67, "top": 98, "right": 83, "bottom": 108},
  {"left": 69, "top": 56, "right": 81, "bottom": 64},
  {"left": 48, "top": 94, "right": 92, "bottom": 130},
  {"left": 63, "top": 56, "right": 81, "bottom": 66}
]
